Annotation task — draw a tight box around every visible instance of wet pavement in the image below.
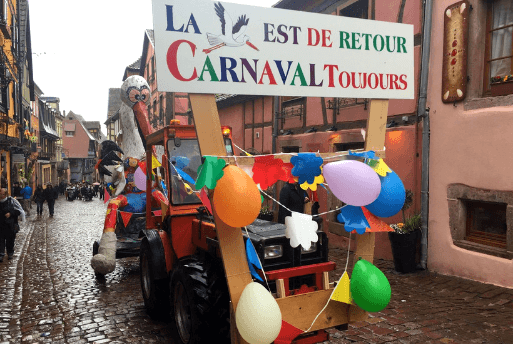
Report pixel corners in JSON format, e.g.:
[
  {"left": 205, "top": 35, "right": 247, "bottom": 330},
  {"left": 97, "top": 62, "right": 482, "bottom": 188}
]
[{"left": 0, "top": 197, "right": 512, "bottom": 343}]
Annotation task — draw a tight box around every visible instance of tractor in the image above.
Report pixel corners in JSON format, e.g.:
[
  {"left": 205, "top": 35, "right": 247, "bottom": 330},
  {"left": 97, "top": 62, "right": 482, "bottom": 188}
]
[{"left": 138, "top": 120, "right": 336, "bottom": 344}]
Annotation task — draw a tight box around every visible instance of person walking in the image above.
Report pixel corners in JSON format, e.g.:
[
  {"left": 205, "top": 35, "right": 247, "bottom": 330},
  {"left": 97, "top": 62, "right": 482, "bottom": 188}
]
[
  {"left": 20, "top": 183, "right": 32, "bottom": 216},
  {"left": 0, "top": 188, "right": 24, "bottom": 262},
  {"left": 99, "top": 183, "right": 104, "bottom": 200},
  {"left": 33, "top": 185, "right": 45, "bottom": 216},
  {"left": 43, "top": 183, "right": 58, "bottom": 217},
  {"left": 277, "top": 180, "right": 310, "bottom": 224},
  {"left": 12, "top": 182, "right": 22, "bottom": 200}
]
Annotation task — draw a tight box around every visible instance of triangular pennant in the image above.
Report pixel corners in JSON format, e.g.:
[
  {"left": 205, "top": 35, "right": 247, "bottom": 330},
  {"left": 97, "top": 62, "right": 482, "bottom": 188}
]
[
  {"left": 199, "top": 187, "right": 212, "bottom": 214},
  {"left": 372, "top": 158, "right": 392, "bottom": 177},
  {"left": 245, "top": 238, "right": 263, "bottom": 282},
  {"left": 331, "top": 271, "right": 352, "bottom": 304},
  {"left": 274, "top": 320, "right": 304, "bottom": 344},
  {"left": 119, "top": 211, "right": 133, "bottom": 228},
  {"left": 362, "top": 207, "right": 394, "bottom": 232},
  {"left": 104, "top": 188, "right": 110, "bottom": 204},
  {"left": 151, "top": 155, "right": 162, "bottom": 169},
  {"left": 153, "top": 210, "right": 162, "bottom": 217}
]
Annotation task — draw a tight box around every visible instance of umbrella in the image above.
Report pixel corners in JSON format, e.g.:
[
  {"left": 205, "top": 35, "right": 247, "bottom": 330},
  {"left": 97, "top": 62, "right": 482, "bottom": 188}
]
[{"left": 93, "top": 182, "right": 101, "bottom": 185}]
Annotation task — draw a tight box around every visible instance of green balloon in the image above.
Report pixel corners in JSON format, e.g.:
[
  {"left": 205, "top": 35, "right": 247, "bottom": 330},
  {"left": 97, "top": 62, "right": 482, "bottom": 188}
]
[{"left": 350, "top": 259, "right": 391, "bottom": 312}]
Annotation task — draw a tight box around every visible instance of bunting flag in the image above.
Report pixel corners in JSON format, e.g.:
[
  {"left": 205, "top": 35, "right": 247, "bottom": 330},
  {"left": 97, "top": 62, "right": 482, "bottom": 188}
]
[
  {"left": 362, "top": 207, "right": 395, "bottom": 232},
  {"left": 274, "top": 321, "right": 304, "bottom": 344},
  {"left": 153, "top": 210, "right": 162, "bottom": 217},
  {"left": 151, "top": 155, "right": 162, "bottom": 168},
  {"left": 198, "top": 187, "right": 212, "bottom": 214},
  {"left": 371, "top": 158, "right": 392, "bottom": 177},
  {"left": 331, "top": 271, "right": 352, "bottom": 304},
  {"left": 119, "top": 211, "right": 133, "bottom": 228},
  {"left": 245, "top": 238, "right": 263, "bottom": 282},
  {"left": 104, "top": 188, "right": 110, "bottom": 204}
]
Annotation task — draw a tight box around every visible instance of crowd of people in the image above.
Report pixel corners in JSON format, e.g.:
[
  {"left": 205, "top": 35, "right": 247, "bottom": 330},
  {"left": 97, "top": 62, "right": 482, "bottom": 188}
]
[
  {"left": 64, "top": 182, "right": 104, "bottom": 201},
  {"left": 1, "top": 180, "right": 106, "bottom": 262}
]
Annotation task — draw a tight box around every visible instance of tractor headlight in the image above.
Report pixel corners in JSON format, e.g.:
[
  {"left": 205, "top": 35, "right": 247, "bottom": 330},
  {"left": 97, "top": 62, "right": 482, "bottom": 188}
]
[
  {"left": 301, "top": 242, "right": 317, "bottom": 254},
  {"left": 264, "top": 245, "right": 283, "bottom": 259}
]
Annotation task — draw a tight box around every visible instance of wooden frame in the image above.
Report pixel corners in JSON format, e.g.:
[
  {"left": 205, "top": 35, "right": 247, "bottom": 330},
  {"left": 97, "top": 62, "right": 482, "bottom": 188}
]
[
  {"left": 188, "top": 93, "right": 388, "bottom": 343},
  {"left": 483, "top": 0, "right": 513, "bottom": 97}
]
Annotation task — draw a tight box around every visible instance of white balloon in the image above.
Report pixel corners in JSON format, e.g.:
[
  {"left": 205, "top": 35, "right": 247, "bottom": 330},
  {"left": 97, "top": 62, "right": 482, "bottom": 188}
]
[{"left": 235, "top": 282, "right": 282, "bottom": 344}]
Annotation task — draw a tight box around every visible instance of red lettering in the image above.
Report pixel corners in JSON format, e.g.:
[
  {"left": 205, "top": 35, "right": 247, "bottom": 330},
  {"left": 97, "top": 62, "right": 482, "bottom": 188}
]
[
  {"left": 167, "top": 40, "right": 198, "bottom": 81},
  {"left": 390, "top": 74, "right": 399, "bottom": 89},
  {"left": 399, "top": 74, "right": 408, "bottom": 90},
  {"left": 258, "top": 61, "right": 277, "bottom": 85},
  {"left": 323, "top": 64, "right": 338, "bottom": 87},
  {"left": 308, "top": 28, "right": 320, "bottom": 46},
  {"left": 368, "top": 73, "right": 379, "bottom": 89},
  {"left": 338, "top": 71, "right": 351, "bottom": 88},
  {"left": 322, "top": 30, "right": 332, "bottom": 47},
  {"left": 379, "top": 73, "right": 388, "bottom": 89}
]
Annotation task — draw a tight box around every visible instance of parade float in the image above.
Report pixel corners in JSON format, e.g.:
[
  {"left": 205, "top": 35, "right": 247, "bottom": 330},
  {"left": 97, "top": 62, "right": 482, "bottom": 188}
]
[{"left": 94, "top": 0, "right": 415, "bottom": 342}]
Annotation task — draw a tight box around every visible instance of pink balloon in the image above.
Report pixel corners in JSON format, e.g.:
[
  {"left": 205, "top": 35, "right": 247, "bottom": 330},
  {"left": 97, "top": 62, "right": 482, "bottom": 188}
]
[
  {"left": 134, "top": 167, "right": 147, "bottom": 191},
  {"left": 323, "top": 160, "right": 381, "bottom": 206}
]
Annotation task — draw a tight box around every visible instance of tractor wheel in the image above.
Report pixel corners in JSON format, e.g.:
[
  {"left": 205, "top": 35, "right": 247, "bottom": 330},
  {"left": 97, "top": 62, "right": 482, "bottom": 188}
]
[
  {"left": 140, "top": 239, "right": 170, "bottom": 320},
  {"left": 169, "top": 256, "right": 230, "bottom": 344}
]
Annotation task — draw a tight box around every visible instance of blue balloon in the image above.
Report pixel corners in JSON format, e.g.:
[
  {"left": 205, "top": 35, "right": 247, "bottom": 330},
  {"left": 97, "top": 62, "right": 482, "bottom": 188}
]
[{"left": 365, "top": 171, "right": 405, "bottom": 218}]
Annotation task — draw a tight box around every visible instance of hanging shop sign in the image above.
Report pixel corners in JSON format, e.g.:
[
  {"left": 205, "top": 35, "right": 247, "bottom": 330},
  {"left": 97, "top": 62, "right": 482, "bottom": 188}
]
[
  {"left": 441, "top": 1, "right": 469, "bottom": 103},
  {"left": 152, "top": 0, "right": 414, "bottom": 99},
  {"left": 12, "top": 154, "right": 25, "bottom": 163}
]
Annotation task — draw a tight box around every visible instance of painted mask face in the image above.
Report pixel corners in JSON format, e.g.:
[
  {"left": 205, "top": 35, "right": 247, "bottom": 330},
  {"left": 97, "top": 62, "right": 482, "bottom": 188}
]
[{"left": 120, "top": 76, "right": 151, "bottom": 108}]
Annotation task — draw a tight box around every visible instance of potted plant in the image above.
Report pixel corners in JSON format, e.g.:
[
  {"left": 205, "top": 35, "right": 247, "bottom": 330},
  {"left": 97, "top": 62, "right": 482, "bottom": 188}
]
[
  {"left": 388, "top": 190, "right": 421, "bottom": 273},
  {"left": 258, "top": 205, "right": 274, "bottom": 222}
]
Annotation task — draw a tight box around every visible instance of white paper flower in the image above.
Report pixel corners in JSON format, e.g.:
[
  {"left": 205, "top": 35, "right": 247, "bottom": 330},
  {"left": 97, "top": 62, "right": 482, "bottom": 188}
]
[{"left": 285, "top": 212, "right": 318, "bottom": 250}]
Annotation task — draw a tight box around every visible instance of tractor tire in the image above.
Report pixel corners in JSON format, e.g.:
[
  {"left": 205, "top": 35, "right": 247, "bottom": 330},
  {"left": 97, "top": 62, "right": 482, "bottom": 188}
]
[
  {"left": 169, "top": 256, "right": 230, "bottom": 344},
  {"left": 140, "top": 239, "right": 170, "bottom": 320}
]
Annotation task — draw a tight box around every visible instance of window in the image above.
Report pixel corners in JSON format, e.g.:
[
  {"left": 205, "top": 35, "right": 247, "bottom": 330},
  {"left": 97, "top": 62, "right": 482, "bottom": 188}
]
[
  {"left": 485, "top": 0, "right": 513, "bottom": 96},
  {"left": 334, "top": 142, "right": 365, "bottom": 152},
  {"left": 465, "top": 200, "right": 507, "bottom": 249},
  {"left": 65, "top": 131, "right": 74, "bottom": 137}
]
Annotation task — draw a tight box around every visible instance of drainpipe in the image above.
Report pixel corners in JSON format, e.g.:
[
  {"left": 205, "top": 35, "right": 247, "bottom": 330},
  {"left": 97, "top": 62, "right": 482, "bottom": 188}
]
[
  {"left": 418, "top": 0, "right": 433, "bottom": 270},
  {"left": 272, "top": 96, "right": 280, "bottom": 212}
]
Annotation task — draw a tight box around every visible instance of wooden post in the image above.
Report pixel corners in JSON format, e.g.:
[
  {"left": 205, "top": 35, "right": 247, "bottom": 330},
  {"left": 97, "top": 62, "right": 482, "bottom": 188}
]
[
  {"left": 189, "top": 93, "right": 251, "bottom": 344},
  {"left": 354, "top": 100, "right": 389, "bottom": 264}
]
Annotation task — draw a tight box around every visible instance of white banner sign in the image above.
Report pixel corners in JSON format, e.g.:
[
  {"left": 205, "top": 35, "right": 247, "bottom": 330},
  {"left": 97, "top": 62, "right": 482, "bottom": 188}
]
[{"left": 152, "top": 0, "right": 414, "bottom": 99}]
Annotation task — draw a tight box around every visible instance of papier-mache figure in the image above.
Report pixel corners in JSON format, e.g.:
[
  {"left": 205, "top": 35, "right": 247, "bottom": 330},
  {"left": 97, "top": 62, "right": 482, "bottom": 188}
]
[{"left": 91, "top": 76, "right": 168, "bottom": 276}]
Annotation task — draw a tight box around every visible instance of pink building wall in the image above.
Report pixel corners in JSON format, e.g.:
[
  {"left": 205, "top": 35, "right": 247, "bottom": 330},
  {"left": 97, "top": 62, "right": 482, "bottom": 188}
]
[
  {"left": 426, "top": 0, "right": 513, "bottom": 288},
  {"left": 62, "top": 120, "right": 91, "bottom": 158}
]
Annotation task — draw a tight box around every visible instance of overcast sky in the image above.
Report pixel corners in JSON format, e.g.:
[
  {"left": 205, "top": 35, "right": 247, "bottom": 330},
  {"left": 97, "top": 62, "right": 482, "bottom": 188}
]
[{"left": 29, "top": 0, "right": 278, "bottom": 133}]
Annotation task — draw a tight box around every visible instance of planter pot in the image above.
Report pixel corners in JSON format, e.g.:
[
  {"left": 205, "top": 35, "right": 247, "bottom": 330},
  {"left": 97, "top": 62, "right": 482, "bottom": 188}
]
[
  {"left": 491, "top": 80, "right": 513, "bottom": 97},
  {"left": 388, "top": 230, "right": 420, "bottom": 273}
]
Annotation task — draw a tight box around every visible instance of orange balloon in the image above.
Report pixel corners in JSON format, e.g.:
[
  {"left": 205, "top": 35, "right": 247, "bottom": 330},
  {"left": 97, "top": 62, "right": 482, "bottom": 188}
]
[{"left": 213, "top": 165, "right": 261, "bottom": 227}]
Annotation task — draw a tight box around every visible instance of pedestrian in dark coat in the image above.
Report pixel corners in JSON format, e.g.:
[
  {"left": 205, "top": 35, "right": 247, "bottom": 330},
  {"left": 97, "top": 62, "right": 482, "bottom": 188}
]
[
  {"left": 43, "top": 184, "right": 58, "bottom": 217},
  {"left": 33, "top": 185, "right": 45, "bottom": 216},
  {"left": 277, "top": 181, "right": 310, "bottom": 224},
  {"left": 0, "top": 188, "right": 24, "bottom": 261},
  {"left": 99, "top": 183, "right": 104, "bottom": 200}
]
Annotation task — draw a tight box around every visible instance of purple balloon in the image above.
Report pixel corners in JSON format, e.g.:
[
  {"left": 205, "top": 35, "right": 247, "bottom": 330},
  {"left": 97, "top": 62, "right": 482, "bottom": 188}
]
[{"left": 324, "top": 160, "right": 381, "bottom": 206}]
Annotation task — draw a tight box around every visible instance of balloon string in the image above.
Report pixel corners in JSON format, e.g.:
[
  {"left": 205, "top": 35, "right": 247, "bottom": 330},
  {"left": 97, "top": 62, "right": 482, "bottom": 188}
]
[
  {"left": 304, "top": 232, "right": 352, "bottom": 333},
  {"left": 243, "top": 226, "right": 272, "bottom": 293}
]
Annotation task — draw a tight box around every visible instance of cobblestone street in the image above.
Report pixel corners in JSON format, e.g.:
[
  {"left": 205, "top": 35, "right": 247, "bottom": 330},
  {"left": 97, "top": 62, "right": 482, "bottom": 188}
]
[{"left": 0, "top": 198, "right": 512, "bottom": 344}]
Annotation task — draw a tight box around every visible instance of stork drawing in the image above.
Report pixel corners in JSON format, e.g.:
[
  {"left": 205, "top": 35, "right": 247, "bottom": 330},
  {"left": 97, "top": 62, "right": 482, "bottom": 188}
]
[{"left": 203, "top": 2, "right": 259, "bottom": 54}]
